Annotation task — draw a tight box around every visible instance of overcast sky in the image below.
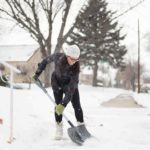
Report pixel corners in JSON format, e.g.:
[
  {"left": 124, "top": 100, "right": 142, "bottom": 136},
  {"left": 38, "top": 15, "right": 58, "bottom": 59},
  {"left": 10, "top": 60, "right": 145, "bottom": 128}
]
[
  {"left": 0, "top": 0, "right": 150, "bottom": 68},
  {"left": 107, "top": 0, "right": 150, "bottom": 69},
  {"left": 0, "top": 0, "right": 149, "bottom": 46}
]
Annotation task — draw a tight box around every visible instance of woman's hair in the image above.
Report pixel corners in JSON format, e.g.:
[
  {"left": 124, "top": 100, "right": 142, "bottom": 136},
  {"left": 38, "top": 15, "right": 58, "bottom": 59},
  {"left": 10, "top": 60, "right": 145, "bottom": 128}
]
[{"left": 59, "top": 54, "right": 80, "bottom": 74}]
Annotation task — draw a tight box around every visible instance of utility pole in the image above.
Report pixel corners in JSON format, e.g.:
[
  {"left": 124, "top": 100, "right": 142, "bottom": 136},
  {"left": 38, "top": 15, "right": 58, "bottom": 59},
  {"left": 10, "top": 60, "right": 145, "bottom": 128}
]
[{"left": 137, "top": 19, "right": 140, "bottom": 93}]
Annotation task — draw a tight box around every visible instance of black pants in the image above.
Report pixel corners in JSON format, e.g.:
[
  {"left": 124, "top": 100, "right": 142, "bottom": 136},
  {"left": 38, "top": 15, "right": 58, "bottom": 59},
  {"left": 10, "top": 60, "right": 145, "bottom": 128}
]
[{"left": 53, "top": 88, "right": 84, "bottom": 123}]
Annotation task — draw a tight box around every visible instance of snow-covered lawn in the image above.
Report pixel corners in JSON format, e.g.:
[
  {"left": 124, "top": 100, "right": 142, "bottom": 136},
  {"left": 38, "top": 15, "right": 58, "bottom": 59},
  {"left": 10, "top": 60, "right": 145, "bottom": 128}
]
[{"left": 0, "top": 84, "right": 150, "bottom": 150}]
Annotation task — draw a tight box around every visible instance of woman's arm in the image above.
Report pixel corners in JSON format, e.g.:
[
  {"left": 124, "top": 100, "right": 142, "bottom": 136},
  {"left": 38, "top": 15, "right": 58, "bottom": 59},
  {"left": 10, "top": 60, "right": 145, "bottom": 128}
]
[
  {"left": 34, "top": 53, "right": 56, "bottom": 77},
  {"left": 61, "top": 74, "right": 79, "bottom": 106}
]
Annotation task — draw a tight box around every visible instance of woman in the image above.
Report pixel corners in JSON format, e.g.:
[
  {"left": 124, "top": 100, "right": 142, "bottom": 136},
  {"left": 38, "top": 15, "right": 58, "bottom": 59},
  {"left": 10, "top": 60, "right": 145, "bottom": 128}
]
[{"left": 33, "top": 44, "right": 84, "bottom": 140}]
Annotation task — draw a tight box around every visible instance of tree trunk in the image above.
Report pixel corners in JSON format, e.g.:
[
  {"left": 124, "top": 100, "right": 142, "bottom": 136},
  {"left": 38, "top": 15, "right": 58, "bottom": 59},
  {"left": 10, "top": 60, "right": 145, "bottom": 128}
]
[
  {"left": 40, "top": 46, "right": 52, "bottom": 87},
  {"left": 130, "top": 71, "right": 136, "bottom": 91},
  {"left": 44, "top": 63, "right": 54, "bottom": 87},
  {"left": 131, "top": 77, "right": 136, "bottom": 91},
  {"left": 54, "top": 1, "right": 73, "bottom": 53},
  {"left": 92, "top": 61, "right": 98, "bottom": 86},
  {"left": 55, "top": 38, "right": 63, "bottom": 52}
]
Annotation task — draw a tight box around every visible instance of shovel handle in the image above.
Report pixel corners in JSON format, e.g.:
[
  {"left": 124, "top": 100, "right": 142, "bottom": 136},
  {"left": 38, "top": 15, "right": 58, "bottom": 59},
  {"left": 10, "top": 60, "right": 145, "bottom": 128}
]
[{"left": 34, "top": 79, "right": 75, "bottom": 127}]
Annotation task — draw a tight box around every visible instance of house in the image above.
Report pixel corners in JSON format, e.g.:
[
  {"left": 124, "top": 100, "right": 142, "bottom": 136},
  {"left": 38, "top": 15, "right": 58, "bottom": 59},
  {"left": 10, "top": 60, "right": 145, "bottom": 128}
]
[
  {"left": 0, "top": 45, "right": 42, "bottom": 83},
  {"left": 79, "top": 66, "right": 113, "bottom": 86},
  {"left": 0, "top": 45, "right": 90, "bottom": 85},
  {"left": 0, "top": 45, "right": 109, "bottom": 86}
]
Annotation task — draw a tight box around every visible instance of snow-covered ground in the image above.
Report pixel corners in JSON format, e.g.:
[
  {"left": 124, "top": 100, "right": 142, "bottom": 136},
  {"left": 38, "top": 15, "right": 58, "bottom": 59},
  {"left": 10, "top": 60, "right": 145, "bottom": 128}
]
[{"left": 0, "top": 84, "right": 150, "bottom": 150}]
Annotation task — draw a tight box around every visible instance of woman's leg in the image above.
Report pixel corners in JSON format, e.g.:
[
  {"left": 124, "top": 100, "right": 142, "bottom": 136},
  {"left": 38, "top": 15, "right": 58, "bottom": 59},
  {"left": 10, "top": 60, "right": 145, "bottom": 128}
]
[
  {"left": 53, "top": 89, "right": 63, "bottom": 123},
  {"left": 53, "top": 89, "right": 64, "bottom": 140},
  {"left": 71, "top": 88, "right": 84, "bottom": 123}
]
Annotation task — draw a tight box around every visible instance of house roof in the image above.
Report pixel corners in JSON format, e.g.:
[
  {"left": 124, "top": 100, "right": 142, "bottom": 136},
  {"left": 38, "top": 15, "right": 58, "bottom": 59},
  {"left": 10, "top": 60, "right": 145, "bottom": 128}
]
[{"left": 0, "top": 45, "right": 39, "bottom": 61}]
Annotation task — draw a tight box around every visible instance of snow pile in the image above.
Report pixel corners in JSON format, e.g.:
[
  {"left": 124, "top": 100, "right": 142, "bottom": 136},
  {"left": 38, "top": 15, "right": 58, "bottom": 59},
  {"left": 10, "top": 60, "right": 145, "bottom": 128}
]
[{"left": 101, "top": 93, "right": 143, "bottom": 108}]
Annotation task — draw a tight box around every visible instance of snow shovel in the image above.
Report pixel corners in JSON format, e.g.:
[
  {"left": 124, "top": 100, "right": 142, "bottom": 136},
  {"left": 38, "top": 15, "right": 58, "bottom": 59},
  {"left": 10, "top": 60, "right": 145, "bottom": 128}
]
[{"left": 34, "top": 79, "right": 91, "bottom": 145}]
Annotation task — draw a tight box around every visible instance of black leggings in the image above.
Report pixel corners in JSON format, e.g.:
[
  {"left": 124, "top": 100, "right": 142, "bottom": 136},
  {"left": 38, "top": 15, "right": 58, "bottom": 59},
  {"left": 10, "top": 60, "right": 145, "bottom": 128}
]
[{"left": 53, "top": 88, "right": 84, "bottom": 123}]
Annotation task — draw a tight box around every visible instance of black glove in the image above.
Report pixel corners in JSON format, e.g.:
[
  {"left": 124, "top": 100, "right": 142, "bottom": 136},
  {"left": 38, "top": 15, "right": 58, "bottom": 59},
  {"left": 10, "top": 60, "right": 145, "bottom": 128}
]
[
  {"left": 33, "top": 68, "right": 42, "bottom": 81},
  {"left": 32, "top": 74, "right": 39, "bottom": 81}
]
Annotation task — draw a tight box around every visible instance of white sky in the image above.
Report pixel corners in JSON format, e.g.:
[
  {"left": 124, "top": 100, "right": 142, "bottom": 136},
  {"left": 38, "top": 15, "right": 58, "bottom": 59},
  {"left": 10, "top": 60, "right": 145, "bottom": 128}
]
[
  {"left": 0, "top": 0, "right": 85, "bottom": 46},
  {"left": 1, "top": 0, "right": 149, "bottom": 46},
  {"left": 107, "top": 0, "right": 150, "bottom": 68},
  {"left": 0, "top": 0, "right": 150, "bottom": 68},
  {"left": 0, "top": 84, "right": 150, "bottom": 149}
]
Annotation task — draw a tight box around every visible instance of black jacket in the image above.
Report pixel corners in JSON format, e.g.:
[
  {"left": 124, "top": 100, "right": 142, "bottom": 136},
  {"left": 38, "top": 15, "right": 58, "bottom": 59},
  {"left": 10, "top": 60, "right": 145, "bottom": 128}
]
[{"left": 35, "top": 52, "right": 80, "bottom": 106}]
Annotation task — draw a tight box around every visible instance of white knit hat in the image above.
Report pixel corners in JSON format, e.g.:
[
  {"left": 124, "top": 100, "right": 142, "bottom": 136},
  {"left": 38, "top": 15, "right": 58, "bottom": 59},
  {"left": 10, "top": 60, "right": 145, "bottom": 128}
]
[{"left": 63, "top": 44, "right": 80, "bottom": 59}]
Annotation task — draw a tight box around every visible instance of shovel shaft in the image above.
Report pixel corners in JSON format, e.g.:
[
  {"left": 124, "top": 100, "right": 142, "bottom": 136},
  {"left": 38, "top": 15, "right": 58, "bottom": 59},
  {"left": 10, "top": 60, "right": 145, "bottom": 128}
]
[
  {"left": 66, "top": 119, "right": 74, "bottom": 127},
  {"left": 46, "top": 92, "right": 74, "bottom": 127},
  {"left": 35, "top": 79, "right": 75, "bottom": 128},
  {"left": 35, "top": 79, "right": 91, "bottom": 145}
]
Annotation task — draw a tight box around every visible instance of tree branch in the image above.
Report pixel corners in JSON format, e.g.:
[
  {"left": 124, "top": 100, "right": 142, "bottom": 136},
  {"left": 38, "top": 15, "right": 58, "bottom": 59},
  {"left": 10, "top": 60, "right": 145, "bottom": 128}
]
[{"left": 54, "top": 0, "right": 73, "bottom": 52}]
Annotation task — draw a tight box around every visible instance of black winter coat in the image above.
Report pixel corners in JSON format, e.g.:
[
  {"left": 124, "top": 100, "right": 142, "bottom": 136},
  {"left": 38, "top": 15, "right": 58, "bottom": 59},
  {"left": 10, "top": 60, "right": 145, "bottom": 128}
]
[{"left": 35, "top": 52, "right": 80, "bottom": 106}]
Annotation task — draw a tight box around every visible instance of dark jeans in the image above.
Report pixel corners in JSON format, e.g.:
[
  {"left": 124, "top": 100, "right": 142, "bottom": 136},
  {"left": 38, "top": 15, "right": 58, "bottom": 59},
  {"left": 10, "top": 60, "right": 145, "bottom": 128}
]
[{"left": 53, "top": 88, "right": 84, "bottom": 123}]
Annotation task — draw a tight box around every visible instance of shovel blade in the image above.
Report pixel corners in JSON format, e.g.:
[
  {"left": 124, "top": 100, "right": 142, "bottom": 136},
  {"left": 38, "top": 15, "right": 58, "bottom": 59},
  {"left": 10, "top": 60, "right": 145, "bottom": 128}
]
[
  {"left": 77, "top": 124, "right": 91, "bottom": 140},
  {"left": 67, "top": 127, "right": 84, "bottom": 145}
]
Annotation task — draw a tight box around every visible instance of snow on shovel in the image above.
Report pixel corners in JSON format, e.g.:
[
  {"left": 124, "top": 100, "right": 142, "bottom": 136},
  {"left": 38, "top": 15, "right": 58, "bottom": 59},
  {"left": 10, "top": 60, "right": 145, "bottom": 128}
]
[{"left": 34, "top": 79, "right": 91, "bottom": 145}]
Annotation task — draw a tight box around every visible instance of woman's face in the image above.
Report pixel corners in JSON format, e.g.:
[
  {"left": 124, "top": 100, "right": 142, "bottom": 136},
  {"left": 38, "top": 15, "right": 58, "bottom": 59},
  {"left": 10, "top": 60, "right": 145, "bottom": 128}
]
[{"left": 67, "top": 56, "right": 79, "bottom": 65}]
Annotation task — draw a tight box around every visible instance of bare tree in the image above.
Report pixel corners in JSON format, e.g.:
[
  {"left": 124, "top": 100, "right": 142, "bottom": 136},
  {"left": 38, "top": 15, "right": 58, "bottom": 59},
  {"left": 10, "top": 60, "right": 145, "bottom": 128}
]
[
  {"left": 115, "top": 60, "right": 144, "bottom": 91},
  {"left": 0, "top": 0, "right": 77, "bottom": 87},
  {"left": 143, "top": 76, "right": 150, "bottom": 83}
]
